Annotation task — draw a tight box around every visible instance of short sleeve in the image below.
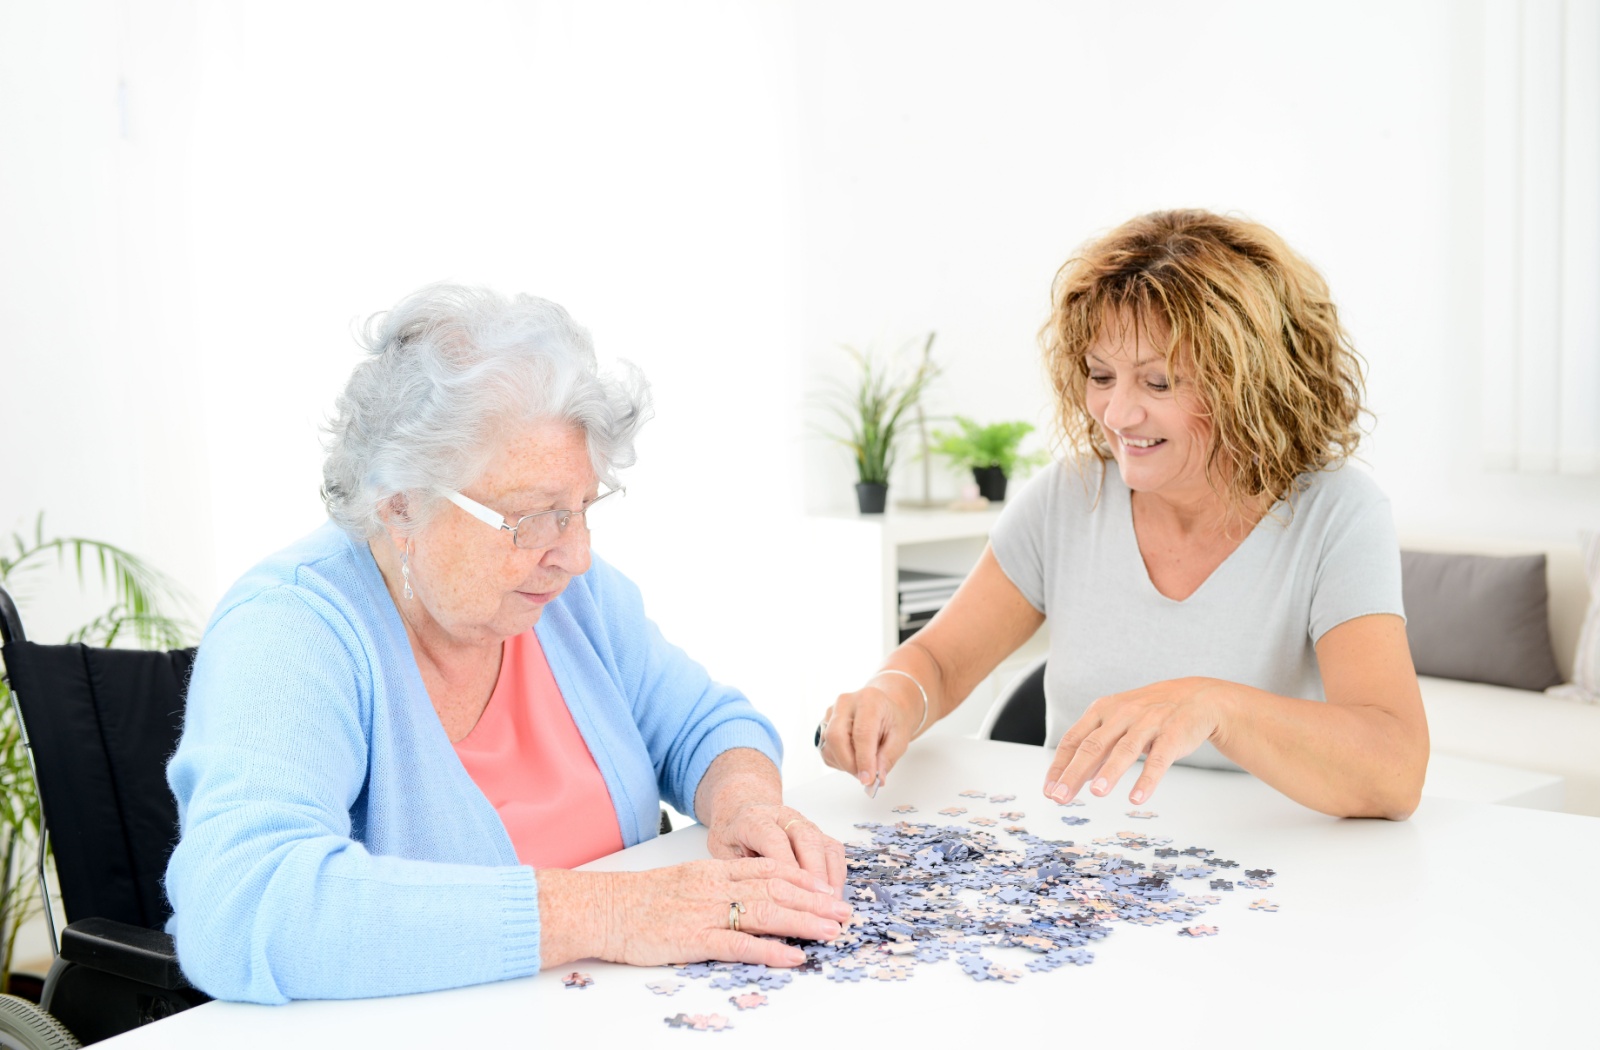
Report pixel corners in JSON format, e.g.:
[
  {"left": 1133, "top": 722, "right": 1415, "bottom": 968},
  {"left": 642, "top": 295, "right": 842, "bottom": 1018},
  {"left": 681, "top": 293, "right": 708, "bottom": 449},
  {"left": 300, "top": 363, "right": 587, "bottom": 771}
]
[
  {"left": 1307, "top": 481, "right": 1406, "bottom": 644},
  {"left": 989, "top": 465, "right": 1058, "bottom": 614}
]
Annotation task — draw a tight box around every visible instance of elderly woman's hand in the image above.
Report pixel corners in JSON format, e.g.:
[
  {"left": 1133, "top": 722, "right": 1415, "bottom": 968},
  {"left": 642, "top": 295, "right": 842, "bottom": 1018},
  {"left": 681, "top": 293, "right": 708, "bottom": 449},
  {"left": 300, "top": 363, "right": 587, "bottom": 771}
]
[
  {"left": 1042, "top": 676, "right": 1229, "bottom": 807},
  {"left": 538, "top": 858, "right": 850, "bottom": 969},
  {"left": 693, "top": 748, "right": 848, "bottom": 898},
  {"left": 704, "top": 802, "right": 847, "bottom": 900}
]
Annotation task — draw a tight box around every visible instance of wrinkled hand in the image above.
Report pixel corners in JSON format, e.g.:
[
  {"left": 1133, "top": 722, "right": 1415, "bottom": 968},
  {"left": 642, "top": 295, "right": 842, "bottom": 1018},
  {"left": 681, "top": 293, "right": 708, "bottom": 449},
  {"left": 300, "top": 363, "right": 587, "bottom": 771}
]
[
  {"left": 816, "top": 681, "right": 921, "bottom": 794},
  {"left": 604, "top": 857, "right": 851, "bottom": 968},
  {"left": 706, "top": 802, "right": 847, "bottom": 898},
  {"left": 1042, "top": 677, "right": 1227, "bottom": 807}
]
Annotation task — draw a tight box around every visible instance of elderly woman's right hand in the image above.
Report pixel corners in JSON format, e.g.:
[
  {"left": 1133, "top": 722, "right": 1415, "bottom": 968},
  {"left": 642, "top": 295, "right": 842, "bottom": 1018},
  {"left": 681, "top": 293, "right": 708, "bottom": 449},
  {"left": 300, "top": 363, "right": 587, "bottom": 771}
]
[
  {"left": 816, "top": 675, "right": 925, "bottom": 792},
  {"left": 539, "top": 857, "right": 851, "bottom": 970}
]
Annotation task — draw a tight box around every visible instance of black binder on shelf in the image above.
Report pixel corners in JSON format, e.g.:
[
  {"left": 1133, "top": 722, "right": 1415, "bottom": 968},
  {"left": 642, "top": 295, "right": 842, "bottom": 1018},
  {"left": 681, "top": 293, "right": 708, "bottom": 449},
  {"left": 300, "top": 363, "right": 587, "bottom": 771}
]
[{"left": 897, "top": 568, "right": 965, "bottom": 640}]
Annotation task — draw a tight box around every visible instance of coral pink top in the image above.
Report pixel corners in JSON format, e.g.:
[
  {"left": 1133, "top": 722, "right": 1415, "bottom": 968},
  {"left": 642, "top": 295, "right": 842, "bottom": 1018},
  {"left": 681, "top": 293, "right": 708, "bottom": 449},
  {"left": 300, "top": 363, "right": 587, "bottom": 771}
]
[{"left": 452, "top": 630, "right": 625, "bottom": 869}]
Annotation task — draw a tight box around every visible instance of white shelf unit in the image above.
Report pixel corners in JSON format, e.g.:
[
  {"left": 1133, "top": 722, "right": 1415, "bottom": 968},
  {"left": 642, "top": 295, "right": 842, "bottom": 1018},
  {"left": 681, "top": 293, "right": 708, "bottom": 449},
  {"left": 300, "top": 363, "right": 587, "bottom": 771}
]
[{"left": 803, "top": 504, "right": 1047, "bottom": 740}]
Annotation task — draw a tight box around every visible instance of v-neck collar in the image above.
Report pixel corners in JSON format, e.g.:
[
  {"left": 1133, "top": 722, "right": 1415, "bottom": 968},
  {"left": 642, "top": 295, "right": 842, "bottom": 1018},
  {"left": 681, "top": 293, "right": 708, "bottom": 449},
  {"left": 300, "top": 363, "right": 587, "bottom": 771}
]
[{"left": 1115, "top": 472, "right": 1279, "bottom": 606}]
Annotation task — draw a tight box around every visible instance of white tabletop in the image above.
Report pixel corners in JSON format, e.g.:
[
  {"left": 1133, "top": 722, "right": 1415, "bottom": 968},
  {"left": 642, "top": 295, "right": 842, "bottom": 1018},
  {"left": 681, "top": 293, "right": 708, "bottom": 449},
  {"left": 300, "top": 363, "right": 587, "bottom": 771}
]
[{"left": 103, "top": 737, "right": 1596, "bottom": 1047}]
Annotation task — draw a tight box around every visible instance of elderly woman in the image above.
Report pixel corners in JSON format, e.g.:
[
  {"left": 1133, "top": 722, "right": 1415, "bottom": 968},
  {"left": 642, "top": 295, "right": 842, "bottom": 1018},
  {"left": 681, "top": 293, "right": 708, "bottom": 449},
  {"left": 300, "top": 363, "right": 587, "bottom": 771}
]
[
  {"left": 165, "top": 285, "right": 849, "bottom": 1004},
  {"left": 818, "top": 210, "right": 1428, "bottom": 820}
]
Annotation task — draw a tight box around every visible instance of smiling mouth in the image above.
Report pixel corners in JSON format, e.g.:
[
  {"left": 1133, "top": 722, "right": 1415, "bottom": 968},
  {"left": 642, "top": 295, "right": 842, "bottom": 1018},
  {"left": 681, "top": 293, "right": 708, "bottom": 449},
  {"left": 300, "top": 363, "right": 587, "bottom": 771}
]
[{"left": 1117, "top": 434, "right": 1166, "bottom": 449}]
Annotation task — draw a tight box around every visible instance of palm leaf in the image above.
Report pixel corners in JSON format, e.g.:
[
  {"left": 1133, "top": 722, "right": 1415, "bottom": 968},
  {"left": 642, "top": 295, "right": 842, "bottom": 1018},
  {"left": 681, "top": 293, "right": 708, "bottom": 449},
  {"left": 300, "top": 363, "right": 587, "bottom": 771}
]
[{"left": 0, "top": 514, "right": 196, "bottom": 649}]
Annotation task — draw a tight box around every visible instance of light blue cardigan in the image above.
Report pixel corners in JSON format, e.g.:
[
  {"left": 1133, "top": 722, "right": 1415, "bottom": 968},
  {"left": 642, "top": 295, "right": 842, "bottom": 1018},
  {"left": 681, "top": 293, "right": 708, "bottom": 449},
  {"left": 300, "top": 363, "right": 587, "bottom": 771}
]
[{"left": 164, "top": 522, "right": 782, "bottom": 1003}]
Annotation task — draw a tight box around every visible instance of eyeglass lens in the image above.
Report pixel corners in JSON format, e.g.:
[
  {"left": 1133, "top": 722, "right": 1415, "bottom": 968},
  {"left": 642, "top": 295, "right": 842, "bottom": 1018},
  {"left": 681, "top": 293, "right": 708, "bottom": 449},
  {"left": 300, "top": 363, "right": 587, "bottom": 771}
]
[{"left": 511, "top": 492, "right": 616, "bottom": 549}]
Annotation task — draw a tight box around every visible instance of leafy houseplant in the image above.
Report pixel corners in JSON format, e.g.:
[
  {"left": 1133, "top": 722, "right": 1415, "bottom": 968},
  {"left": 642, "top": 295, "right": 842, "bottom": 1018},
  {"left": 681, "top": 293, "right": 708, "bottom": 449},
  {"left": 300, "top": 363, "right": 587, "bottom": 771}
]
[
  {"left": 0, "top": 515, "right": 190, "bottom": 996},
  {"left": 930, "top": 417, "right": 1049, "bottom": 503},
  {"left": 818, "top": 334, "right": 939, "bottom": 513}
]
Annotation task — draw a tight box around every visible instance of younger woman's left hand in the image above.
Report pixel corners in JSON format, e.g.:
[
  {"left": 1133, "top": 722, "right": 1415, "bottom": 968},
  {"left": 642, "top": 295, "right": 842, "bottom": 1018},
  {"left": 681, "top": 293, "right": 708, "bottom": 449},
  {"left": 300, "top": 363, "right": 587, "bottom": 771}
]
[
  {"left": 1041, "top": 676, "right": 1230, "bottom": 807},
  {"left": 705, "top": 802, "right": 848, "bottom": 899}
]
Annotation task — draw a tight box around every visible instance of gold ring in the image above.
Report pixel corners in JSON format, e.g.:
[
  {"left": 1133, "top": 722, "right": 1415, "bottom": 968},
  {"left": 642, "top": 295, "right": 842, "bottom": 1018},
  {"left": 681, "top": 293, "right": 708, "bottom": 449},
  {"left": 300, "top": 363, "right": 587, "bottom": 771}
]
[
  {"left": 728, "top": 901, "right": 746, "bottom": 932},
  {"left": 782, "top": 819, "right": 801, "bottom": 833}
]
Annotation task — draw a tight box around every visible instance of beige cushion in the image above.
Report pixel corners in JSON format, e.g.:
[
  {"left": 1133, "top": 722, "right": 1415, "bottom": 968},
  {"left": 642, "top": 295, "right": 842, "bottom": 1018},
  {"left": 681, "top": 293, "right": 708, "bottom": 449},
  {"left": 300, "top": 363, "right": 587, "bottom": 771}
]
[{"left": 1548, "top": 530, "right": 1599, "bottom": 704}]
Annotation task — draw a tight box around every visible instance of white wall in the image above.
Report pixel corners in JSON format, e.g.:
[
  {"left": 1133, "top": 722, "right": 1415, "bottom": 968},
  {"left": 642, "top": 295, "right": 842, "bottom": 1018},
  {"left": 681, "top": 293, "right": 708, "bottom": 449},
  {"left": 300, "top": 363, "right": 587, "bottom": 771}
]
[
  {"left": 793, "top": 0, "right": 1600, "bottom": 539},
  {"left": 3, "top": 0, "right": 1597, "bottom": 773}
]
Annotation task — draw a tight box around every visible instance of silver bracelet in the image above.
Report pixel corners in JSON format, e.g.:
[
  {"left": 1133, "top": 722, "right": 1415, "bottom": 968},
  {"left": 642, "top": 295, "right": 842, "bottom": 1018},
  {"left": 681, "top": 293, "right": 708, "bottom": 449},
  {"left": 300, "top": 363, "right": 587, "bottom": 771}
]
[{"left": 873, "top": 669, "right": 929, "bottom": 737}]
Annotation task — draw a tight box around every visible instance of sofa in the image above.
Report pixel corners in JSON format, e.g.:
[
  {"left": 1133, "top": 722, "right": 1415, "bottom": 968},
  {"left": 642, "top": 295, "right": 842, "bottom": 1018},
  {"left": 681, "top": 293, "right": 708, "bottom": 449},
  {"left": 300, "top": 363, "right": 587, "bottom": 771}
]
[{"left": 1404, "top": 534, "right": 1599, "bottom": 817}]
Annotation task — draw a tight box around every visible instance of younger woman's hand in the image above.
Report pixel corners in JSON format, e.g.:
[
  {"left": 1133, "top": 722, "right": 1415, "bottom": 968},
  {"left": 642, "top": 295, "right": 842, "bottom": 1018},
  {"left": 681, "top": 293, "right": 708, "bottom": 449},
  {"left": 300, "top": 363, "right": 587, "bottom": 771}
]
[
  {"left": 1042, "top": 676, "right": 1228, "bottom": 807},
  {"left": 816, "top": 679, "right": 922, "bottom": 793}
]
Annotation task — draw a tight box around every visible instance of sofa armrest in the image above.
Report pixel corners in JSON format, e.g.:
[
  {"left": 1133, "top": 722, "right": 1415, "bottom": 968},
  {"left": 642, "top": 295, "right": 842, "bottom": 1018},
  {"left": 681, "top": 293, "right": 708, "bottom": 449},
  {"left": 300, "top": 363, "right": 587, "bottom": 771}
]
[{"left": 1420, "top": 675, "right": 1600, "bottom": 816}]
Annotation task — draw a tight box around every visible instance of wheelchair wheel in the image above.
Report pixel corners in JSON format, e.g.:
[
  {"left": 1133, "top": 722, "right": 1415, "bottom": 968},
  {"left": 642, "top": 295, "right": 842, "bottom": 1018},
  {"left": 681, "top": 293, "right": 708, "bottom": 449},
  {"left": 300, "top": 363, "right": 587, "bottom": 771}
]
[{"left": 0, "top": 995, "right": 80, "bottom": 1050}]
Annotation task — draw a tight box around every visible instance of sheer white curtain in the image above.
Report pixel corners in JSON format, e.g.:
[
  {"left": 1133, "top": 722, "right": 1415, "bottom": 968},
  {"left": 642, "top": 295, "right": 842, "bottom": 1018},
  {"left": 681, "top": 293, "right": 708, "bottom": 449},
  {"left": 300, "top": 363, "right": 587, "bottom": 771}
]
[{"left": 1482, "top": 0, "right": 1600, "bottom": 475}]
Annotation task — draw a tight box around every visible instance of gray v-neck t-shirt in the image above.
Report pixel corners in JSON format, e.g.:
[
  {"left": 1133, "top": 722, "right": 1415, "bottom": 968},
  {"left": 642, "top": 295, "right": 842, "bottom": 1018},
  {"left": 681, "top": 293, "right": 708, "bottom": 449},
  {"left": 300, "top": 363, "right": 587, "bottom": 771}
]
[{"left": 990, "top": 460, "right": 1405, "bottom": 771}]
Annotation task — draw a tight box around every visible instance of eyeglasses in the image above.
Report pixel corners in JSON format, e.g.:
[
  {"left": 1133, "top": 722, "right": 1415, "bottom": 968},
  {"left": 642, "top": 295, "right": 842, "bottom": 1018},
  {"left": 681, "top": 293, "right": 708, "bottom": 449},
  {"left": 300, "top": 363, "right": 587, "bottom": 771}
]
[{"left": 441, "top": 486, "right": 623, "bottom": 550}]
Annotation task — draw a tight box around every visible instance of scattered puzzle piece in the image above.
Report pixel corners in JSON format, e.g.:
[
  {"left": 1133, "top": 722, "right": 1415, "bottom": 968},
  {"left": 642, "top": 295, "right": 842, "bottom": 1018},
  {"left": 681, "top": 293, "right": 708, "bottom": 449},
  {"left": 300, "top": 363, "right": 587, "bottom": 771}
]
[
  {"left": 958, "top": 790, "right": 988, "bottom": 799},
  {"left": 891, "top": 804, "right": 918, "bottom": 814},
  {"left": 988, "top": 794, "right": 1016, "bottom": 803},
  {"left": 647, "top": 979, "right": 682, "bottom": 996},
  {"left": 1127, "top": 810, "right": 1158, "bottom": 819},
  {"left": 562, "top": 972, "right": 593, "bottom": 989},
  {"left": 1178, "top": 925, "right": 1218, "bottom": 938},
  {"left": 999, "top": 811, "right": 1025, "bottom": 820},
  {"left": 1249, "top": 899, "right": 1279, "bottom": 912},
  {"left": 730, "top": 992, "right": 767, "bottom": 1010},
  {"left": 938, "top": 807, "right": 967, "bottom": 816},
  {"left": 755, "top": 970, "right": 793, "bottom": 990}
]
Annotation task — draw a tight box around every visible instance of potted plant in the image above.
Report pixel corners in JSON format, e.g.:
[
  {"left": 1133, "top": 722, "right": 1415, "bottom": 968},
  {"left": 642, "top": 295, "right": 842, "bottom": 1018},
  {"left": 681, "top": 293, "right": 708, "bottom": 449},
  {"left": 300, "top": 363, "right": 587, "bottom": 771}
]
[
  {"left": 818, "top": 334, "right": 939, "bottom": 513},
  {"left": 0, "top": 515, "right": 191, "bottom": 1000},
  {"left": 930, "top": 417, "right": 1048, "bottom": 502}
]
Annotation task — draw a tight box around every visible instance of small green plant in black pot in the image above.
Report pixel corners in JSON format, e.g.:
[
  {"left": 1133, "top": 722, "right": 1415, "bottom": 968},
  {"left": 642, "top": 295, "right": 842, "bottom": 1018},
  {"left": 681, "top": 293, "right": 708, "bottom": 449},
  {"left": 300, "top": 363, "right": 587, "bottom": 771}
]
[{"left": 930, "top": 417, "right": 1048, "bottom": 502}]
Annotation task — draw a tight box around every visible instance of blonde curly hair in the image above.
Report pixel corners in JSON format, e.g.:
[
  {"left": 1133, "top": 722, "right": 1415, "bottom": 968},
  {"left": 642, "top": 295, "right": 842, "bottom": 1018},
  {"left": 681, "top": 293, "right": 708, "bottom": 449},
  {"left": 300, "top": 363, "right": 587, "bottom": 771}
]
[{"left": 1042, "top": 209, "right": 1366, "bottom": 515}]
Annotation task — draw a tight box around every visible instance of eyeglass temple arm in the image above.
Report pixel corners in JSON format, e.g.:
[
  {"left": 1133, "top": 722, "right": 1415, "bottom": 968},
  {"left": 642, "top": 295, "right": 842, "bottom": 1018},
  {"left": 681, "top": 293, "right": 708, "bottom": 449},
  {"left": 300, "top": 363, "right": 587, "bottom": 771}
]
[{"left": 441, "top": 490, "right": 510, "bottom": 530}]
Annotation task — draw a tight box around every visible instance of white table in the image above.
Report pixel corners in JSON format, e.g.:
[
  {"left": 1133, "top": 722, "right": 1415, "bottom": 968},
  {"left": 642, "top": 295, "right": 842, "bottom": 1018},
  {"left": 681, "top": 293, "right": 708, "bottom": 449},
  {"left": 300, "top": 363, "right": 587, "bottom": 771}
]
[{"left": 103, "top": 737, "right": 1597, "bottom": 1047}]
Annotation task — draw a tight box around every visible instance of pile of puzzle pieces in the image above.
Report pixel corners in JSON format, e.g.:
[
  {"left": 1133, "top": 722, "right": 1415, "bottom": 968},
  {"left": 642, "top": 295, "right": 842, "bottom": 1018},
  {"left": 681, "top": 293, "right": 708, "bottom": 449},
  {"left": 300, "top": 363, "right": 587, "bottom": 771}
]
[{"left": 653, "top": 791, "right": 1277, "bottom": 1030}]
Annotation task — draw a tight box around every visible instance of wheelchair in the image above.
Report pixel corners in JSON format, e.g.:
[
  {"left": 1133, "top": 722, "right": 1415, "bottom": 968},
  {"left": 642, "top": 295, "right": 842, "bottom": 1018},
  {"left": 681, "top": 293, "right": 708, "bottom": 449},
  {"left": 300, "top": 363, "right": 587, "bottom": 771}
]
[
  {"left": 0, "top": 579, "right": 681, "bottom": 1047},
  {"left": 0, "top": 583, "right": 209, "bottom": 1048}
]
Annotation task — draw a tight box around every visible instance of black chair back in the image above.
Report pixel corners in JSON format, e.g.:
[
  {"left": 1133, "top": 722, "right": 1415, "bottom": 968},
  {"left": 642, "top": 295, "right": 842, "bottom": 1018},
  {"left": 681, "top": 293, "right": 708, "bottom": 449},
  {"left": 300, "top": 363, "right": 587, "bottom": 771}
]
[
  {"left": 988, "top": 658, "right": 1047, "bottom": 746},
  {"left": 1, "top": 587, "right": 194, "bottom": 930}
]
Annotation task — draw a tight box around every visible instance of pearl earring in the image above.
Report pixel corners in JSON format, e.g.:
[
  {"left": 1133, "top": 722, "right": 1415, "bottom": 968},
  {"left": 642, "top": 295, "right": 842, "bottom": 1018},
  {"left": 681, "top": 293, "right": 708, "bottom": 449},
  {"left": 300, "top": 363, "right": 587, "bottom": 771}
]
[{"left": 401, "top": 542, "right": 413, "bottom": 601}]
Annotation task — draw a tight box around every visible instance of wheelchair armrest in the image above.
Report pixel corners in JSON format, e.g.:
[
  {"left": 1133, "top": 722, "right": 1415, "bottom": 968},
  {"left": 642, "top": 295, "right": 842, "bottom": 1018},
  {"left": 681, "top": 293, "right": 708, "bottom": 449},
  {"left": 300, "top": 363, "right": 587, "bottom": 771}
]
[{"left": 59, "top": 916, "right": 190, "bottom": 991}]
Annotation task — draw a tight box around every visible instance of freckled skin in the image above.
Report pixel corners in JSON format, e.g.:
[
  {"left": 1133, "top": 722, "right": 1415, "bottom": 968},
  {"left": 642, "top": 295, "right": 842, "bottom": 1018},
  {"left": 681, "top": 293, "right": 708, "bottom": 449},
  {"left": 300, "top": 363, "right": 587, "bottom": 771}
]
[{"left": 370, "top": 420, "right": 595, "bottom": 739}]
